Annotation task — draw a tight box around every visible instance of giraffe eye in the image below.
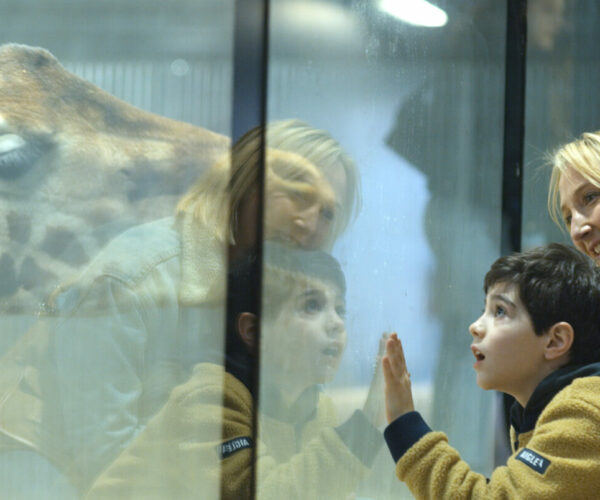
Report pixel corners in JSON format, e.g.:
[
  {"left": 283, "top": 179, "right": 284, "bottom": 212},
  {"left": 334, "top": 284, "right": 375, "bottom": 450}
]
[
  {"left": 0, "top": 132, "right": 53, "bottom": 180},
  {"left": 0, "top": 133, "right": 26, "bottom": 155}
]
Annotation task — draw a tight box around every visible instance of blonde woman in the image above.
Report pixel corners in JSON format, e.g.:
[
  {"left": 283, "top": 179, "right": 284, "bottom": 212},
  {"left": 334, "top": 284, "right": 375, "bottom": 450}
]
[{"left": 548, "top": 130, "right": 600, "bottom": 264}]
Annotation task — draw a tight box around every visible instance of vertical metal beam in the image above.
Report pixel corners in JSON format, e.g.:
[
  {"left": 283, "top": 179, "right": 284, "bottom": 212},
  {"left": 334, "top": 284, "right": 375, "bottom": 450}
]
[
  {"left": 499, "top": 0, "right": 528, "bottom": 463},
  {"left": 231, "top": 0, "right": 270, "bottom": 143},
  {"left": 501, "top": 0, "right": 527, "bottom": 256},
  {"left": 223, "top": 1, "right": 269, "bottom": 499}
]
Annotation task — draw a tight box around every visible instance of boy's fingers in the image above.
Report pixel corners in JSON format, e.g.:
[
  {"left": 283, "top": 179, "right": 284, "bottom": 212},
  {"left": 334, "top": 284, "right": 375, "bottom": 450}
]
[
  {"left": 385, "top": 340, "right": 401, "bottom": 378},
  {"left": 383, "top": 334, "right": 416, "bottom": 421},
  {"left": 382, "top": 356, "right": 393, "bottom": 382},
  {"left": 396, "top": 338, "right": 408, "bottom": 371},
  {"left": 385, "top": 334, "right": 399, "bottom": 354},
  {"left": 386, "top": 335, "right": 409, "bottom": 378},
  {"left": 382, "top": 356, "right": 402, "bottom": 391}
]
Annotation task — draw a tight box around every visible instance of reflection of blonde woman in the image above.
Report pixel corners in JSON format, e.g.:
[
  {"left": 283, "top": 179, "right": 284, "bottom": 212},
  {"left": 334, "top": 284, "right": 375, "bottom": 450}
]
[
  {"left": 0, "top": 122, "right": 360, "bottom": 497},
  {"left": 179, "top": 128, "right": 337, "bottom": 250},
  {"left": 267, "top": 119, "right": 361, "bottom": 245}
]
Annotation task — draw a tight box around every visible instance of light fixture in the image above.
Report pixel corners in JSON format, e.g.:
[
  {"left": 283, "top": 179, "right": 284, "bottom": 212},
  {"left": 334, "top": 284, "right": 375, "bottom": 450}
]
[{"left": 379, "top": 0, "right": 448, "bottom": 28}]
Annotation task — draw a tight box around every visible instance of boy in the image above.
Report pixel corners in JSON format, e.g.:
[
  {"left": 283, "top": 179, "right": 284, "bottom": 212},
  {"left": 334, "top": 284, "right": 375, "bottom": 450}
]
[
  {"left": 86, "top": 243, "right": 383, "bottom": 499},
  {"left": 383, "top": 243, "right": 600, "bottom": 499}
]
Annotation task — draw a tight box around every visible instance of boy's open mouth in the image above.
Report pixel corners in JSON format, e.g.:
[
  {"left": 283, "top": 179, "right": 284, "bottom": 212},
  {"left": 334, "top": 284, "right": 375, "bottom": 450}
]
[
  {"left": 471, "top": 346, "right": 485, "bottom": 361},
  {"left": 322, "top": 344, "right": 341, "bottom": 358}
]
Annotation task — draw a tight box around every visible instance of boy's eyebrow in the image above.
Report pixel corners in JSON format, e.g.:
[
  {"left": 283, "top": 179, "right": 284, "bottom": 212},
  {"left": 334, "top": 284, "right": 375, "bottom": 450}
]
[
  {"left": 488, "top": 293, "right": 516, "bottom": 308},
  {"left": 297, "top": 286, "right": 343, "bottom": 303},
  {"left": 297, "top": 288, "right": 324, "bottom": 298}
]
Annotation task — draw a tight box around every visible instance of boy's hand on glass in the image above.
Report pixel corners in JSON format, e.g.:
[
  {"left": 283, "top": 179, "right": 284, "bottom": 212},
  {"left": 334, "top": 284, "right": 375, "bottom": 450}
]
[
  {"left": 382, "top": 333, "right": 414, "bottom": 424},
  {"left": 362, "top": 333, "right": 388, "bottom": 429}
]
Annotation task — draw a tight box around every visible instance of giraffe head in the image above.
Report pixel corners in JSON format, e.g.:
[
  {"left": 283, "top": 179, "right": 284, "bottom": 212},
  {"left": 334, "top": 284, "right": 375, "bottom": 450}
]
[{"left": 0, "top": 44, "right": 229, "bottom": 315}]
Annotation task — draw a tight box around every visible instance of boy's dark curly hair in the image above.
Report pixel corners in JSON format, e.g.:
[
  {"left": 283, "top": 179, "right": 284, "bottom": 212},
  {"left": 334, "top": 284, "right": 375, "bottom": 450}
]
[{"left": 484, "top": 243, "right": 600, "bottom": 365}]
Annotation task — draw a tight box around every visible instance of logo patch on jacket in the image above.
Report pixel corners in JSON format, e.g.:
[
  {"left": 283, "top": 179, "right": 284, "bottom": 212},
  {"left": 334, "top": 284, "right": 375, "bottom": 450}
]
[
  {"left": 515, "top": 448, "right": 551, "bottom": 474},
  {"left": 219, "top": 437, "right": 253, "bottom": 459}
]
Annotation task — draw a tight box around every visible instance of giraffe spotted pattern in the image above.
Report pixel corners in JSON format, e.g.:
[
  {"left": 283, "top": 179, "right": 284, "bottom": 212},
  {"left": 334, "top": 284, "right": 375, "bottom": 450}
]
[{"left": 0, "top": 43, "right": 229, "bottom": 319}]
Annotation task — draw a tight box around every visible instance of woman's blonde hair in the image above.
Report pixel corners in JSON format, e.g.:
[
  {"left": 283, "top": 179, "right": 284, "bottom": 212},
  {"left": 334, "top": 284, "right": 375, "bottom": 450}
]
[
  {"left": 548, "top": 130, "right": 600, "bottom": 227},
  {"left": 266, "top": 119, "right": 361, "bottom": 240},
  {"left": 177, "top": 126, "right": 335, "bottom": 245}
]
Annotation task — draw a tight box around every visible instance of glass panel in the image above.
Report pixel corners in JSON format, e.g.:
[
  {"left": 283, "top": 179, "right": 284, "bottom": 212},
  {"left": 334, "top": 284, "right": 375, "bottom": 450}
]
[
  {"left": 0, "top": 1, "right": 234, "bottom": 498},
  {"left": 522, "top": 0, "right": 598, "bottom": 250},
  {"left": 260, "top": 1, "right": 505, "bottom": 498}
]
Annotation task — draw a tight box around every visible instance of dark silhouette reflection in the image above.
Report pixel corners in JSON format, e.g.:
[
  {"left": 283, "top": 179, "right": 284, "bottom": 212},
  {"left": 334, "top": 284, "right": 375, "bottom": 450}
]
[
  {"left": 384, "top": 0, "right": 570, "bottom": 474},
  {"left": 385, "top": 0, "right": 506, "bottom": 474},
  {"left": 0, "top": 120, "right": 361, "bottom": 496},
  {"left": 86, "top": 244, "right": 382, "bottom": 500}
]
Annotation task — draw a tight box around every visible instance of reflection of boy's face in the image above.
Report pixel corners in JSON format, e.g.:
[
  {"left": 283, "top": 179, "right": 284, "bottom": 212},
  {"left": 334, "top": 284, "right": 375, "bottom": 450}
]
[{"left": 261, "top": 279, "right": 346, "bottom": 389}]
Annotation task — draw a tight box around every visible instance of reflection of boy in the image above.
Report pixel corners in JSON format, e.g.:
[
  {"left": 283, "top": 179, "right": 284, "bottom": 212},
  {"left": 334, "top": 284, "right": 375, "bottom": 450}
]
[
  {"left": 383, "top": 243, "right": 600, "bottom": 499},
  {"left": 86, "top": 244, "right": 382, "bottom": 499}
]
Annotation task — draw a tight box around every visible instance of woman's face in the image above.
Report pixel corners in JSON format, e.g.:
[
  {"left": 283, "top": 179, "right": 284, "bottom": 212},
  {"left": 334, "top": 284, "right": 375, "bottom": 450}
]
[
  {"left": 264, "top": 188, "right": 335, "bottom": 250},
  {"left": 234, "top": 186, "right": 336, "bottom": 252},
  {"left": 234, "top": 152, "right": 347, "bottom": 252},
  {"left": 558, "top": 166, "right": 600, "bottom": 264}
]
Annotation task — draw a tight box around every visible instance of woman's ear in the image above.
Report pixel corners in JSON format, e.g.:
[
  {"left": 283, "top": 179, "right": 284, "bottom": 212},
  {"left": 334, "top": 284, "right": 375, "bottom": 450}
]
[
  {"left": 544, "top": 322, "right": 574, "bottom": 361},
  {"left": 237, "top": 312, "right": 257, "bottom": 353}
]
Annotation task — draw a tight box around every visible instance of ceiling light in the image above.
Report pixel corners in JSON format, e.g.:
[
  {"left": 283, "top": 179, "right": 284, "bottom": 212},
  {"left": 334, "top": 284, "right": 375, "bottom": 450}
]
[{"left": 379, "top": 0, "right": 448, "bottom": 28}]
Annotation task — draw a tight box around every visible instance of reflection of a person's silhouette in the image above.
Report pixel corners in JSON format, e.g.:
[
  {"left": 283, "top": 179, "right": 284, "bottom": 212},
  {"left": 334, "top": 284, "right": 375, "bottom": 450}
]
[
  {"left": 0, "top": 121, "right": 361, "bottom": 496},
  {"left": 384, "top": 0, "right": 570, "bottom": 472},
  {"left": 86, "top": 244, "right": 382, "bottom": 499}
]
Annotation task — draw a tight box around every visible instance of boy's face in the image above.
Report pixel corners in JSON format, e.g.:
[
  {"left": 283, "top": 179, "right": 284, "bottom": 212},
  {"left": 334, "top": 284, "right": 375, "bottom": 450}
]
[
  {"left": 469, "top": 282, "right": 551, "bottom": 406},
  {"left": 261, "top": 279, "right": 346, "bottom": 390}
]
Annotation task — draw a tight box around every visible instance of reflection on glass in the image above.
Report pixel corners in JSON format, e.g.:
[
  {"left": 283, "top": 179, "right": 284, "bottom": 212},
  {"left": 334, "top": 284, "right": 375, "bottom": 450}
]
[
  {"left": 376, "top": 0, "right": 506, "bottom": 480},
  {"left": 0, "top": 107, "right": 361, "bottom": 498},
  {"left": 379, "top": 0, "right": 448, "bottom": 28},
  {"left": 3, "top": 0, "right": 592, "bottom": 497},
  {"left": 0, "top": 42, "right": 230, "bottom": 351},
  {"left": 266, "top": 119, "right": 362, "bottom": 251},
  {"left": 256, "top": 244, "right": 383, "bottom": 499},
  {"left": 268, "top": 0, "right": 506, "bottom": 496},
  {"left": 522, "top": 0, "right": 596, "bottom": 250},
  {"left": 0, "top": 1, "right": 235, "bottom": 496},
  {"left": 83, "top": 244, "right": 381, "bottom": 499}
]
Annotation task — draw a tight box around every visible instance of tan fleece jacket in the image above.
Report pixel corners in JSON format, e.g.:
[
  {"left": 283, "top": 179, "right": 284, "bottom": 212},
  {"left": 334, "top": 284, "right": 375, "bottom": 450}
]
[
  {"left": 385, "top": 374, "right": 600, "bottom": 499},
  {"left": 86, "top": 363, "right": 373, "bottom": 500}
]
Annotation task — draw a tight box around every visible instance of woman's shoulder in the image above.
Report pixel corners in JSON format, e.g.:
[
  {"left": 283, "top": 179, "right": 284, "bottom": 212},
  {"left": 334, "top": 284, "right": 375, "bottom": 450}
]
[
  {"left": 49, "top": 217, "right": 182, "bottom": 310},
  {"left": 92, "top": 217, "right": 181, "bottom": 282}
]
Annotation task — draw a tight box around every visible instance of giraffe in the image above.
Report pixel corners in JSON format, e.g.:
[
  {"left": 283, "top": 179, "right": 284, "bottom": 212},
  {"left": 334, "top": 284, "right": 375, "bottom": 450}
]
[{"left": 0, "top": 44, "right": 230, "bottom": 329}]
